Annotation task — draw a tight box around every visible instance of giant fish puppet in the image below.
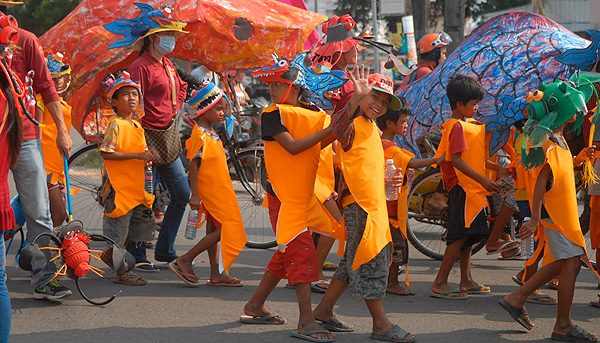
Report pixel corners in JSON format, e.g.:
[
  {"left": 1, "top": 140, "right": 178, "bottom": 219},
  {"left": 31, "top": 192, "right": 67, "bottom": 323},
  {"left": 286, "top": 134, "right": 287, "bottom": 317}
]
[{"left": 396, "top": 11, "right": 600, "bottom": 157}]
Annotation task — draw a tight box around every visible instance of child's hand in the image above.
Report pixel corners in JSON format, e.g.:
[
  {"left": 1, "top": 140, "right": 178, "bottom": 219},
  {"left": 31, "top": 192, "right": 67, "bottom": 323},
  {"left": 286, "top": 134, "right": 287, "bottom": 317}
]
[
  {"left": 519, "top": 219, "right": 538, "bottom": 240},
  {"left": 389, "top": 168, "right": 403, "bottom": 188},
  {"left": 348, "top": 65, "right": 376, "bottom": 101},
  {"left": 480, "top": 177, "right": 501, "bottom": 192},
  {"left": 138, "top": 150, "right": 159, "bottom": 162},
  {"left": 575, "top": 145, "right": 596, "bottom": 165},
  {"left": 189, "top": 194, "right": 201, "bottom": 210},
  {"left": 498, "top": 167, "right": 511, "bottom": 176},
  {"left": 434, "top": 153, "right": 446, "bottom": 165}
]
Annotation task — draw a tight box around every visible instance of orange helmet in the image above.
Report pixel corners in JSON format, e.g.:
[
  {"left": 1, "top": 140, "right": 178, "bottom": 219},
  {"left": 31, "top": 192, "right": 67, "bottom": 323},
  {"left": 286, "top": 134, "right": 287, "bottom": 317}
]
[{"left": 418, "top": 31, "right": 452, "bottom": 55}]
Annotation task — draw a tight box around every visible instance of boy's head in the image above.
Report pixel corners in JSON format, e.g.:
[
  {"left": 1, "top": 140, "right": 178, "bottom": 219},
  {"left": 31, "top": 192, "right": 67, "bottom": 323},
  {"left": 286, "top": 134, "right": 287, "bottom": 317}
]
[
  {"left": 375, "top": 96, "right": 410, "bottom": 135},
  {"left": 186, "top": 81, "right": 226, "bottom": 124},
  {"left": 106, "top": 71, "right": 143, "bottom": 118},
  {"left": 446, "top": 74, "right": 485, "bottom": 117},
  {"left": 252, "top": 56, "right": 301, "bottom": 105},
  {"left": 359, "top": 73, "right": 402, "bottom": 120},
  {"left": 46, "top": 53, "right": 71, "bottom": 94}
]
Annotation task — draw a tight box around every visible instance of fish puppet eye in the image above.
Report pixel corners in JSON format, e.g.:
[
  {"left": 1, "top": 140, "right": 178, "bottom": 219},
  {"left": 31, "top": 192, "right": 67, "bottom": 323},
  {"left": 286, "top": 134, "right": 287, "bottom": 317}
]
[
  {"left": 547, "top": 96, "right": 558, "bottom": 106},
  {"left": 532, "top": 90, "right": 544, "bottom": 101},
  {"left": 278, "top": 60, "right": 288, "bottom": 68}
]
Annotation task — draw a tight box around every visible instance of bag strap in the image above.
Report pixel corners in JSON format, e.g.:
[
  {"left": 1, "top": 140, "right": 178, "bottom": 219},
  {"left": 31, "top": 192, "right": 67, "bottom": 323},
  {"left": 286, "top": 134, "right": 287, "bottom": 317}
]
[{"left": 165, "top": 63, "right": 177, "bottom": 109}]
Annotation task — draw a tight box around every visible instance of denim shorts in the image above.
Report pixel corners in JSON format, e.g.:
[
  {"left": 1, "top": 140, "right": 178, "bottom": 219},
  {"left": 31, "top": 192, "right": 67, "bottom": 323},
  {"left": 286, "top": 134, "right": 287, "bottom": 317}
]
[{"left": 333, "top": 202, "right": 391, "bottom": 299}]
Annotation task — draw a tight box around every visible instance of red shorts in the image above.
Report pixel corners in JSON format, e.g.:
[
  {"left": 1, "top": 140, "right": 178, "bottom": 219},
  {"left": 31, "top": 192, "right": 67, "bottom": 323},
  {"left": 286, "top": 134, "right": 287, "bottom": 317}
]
[
  {"left": 204, "top": 210, "right": 222, "bottom": 228},
  {"left": 266, "top": 230, "right": 319, "bottom": 285}
]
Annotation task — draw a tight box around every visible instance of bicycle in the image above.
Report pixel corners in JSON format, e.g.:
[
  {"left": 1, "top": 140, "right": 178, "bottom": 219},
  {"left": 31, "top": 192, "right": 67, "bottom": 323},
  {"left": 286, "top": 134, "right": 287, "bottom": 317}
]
[{"left": 66, "top": 120, "right": 276, "bottom": 249}]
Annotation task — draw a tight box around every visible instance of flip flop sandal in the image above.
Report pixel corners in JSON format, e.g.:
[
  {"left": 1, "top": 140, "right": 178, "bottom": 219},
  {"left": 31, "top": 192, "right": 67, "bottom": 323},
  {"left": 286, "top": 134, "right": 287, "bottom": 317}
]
[
  {"left": 135, "top": 260, "right": 160, "bottom": 273},
  {"left": 206, "top": 277, "right": 243, "bottom": 287},
  {"left": 486, "top": 241, "right": 520, "bottom": 255},
  {"left": 317, "top": 316, "right": 354, "bottom": 332},
  {"left": 239, "top": 314, "right": 287, "bottom": 325},
  {"left": 462, "top": 284, "right": 491, "bottom": 294},
  {"left": 511, "top": 275, "right": 524, "bottom": 286},
  {"left": 113, "top": 271, "right": 147, "bottom": 286},
  {"left": 167, "top": 261, "right": 200, "bottom": 287},
  {"left": 370, "top": 324, "right": 415, "bottom": 343},
  {"left": 322, "top": 262, "right": 338, "bottom": 271},
  {"left": 591, "top": 301, "right": 600, "bottom": 308},
  {"left": 526, "top": 294, "right": 556, "bottom": 305},
  {"left": 311, "top": 280, "right": 329, "bottom": 294},
  {"left": 429, "top": 289, "right": 467, "bottom": 300},
  {"left": 498, "top": 298, "right": 533, "bottom": 330},
  {"left": 550, "top": 325, "right": 598, "bottom": 342},
  {"left": 290, "top": 330, "right": 334, "bottom": 343}
]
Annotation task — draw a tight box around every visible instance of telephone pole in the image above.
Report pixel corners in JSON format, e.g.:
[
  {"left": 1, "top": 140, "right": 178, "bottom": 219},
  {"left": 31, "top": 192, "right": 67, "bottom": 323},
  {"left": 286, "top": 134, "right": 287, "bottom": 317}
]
[
  {"left": 411, "top": 0, "right": 429, "bottom": 42},
  {"left": 444, "top": 0, "right": 465, "bottom": 53}
]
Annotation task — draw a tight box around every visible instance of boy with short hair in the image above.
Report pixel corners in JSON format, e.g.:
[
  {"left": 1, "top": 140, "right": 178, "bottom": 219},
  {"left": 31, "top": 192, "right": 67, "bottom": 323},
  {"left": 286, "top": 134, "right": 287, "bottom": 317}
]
[
  {"left": 241, "top": 56, "right": 339, "bottom": 343},
  {"left": 99, "top": 72, "right": 158, "bottom": 286},
  {"left": 430, "top": 75, "right": 508, "bottom": 299},
  {"left": 313, "top": 67, "right": 416, "bottom": 342},
  {"left": 376, "top": 99, "right": 444, "bottom": 296}
]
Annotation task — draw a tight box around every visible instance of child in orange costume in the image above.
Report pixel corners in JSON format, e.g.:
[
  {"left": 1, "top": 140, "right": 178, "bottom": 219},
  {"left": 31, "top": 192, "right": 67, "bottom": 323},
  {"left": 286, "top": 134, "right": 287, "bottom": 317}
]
[
  {"left": 99, "top": 72, "right": 158, "bottom": 286},
  {"left": 313, "top": 68, "right": 416, "bottom": 342},
  {"left": 36, "top": 53, "right": 72, "bottom": 227},
  {"left": 430, "top": 75, "right": 509, "bottom": 299},
  {"left": 375, "top": 98, "right": 444, "bottom": 296},
  {"left": 167, "top": 82, "right": 247, "bottom": 287},
  {"left": 241, "top": 56, "right": 338, "bottom": 343}
]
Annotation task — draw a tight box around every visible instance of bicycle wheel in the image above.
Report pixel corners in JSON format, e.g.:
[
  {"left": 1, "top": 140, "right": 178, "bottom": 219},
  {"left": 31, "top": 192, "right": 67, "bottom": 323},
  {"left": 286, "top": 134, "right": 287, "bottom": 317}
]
[
  {"left": 406, "top": 168, "right": 448, "bottom": 260},
  {"left": 67, "top": 144, "right": 105, "bottom": 235},
  {"left": 230, "top": 147, "right": 276, "bottom": 249}
]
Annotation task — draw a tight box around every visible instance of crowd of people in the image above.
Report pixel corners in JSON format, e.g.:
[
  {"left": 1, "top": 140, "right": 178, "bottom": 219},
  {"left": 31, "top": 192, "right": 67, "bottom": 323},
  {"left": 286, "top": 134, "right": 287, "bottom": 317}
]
[{"left": 0, "top": 3, "right": 599, "bottom": 343}]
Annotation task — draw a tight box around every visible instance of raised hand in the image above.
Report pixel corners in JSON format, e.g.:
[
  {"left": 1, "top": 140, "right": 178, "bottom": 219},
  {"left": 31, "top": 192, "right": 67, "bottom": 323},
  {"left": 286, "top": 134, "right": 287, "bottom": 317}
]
[{"left": 348, "top": 64, "right": 375, "bottom": 101}]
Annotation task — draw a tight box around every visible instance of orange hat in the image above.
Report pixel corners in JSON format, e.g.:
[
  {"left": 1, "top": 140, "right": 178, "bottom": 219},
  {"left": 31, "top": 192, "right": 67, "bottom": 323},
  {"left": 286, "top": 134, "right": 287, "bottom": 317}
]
[{"left": 418, "top": 31, "right": 452, "bottom": 55}]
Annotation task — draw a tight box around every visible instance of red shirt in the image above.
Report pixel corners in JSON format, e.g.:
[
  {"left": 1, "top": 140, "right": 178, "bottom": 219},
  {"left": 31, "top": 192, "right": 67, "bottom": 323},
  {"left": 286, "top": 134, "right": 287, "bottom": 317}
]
[
  {"left": 12, "top": 28, "right": 60, "bottom": 140},
  {"left": 129, "top": 52, "right": 188, "bottom": 130},
  {"left": 441, "top": 122, "right": 469, "bottom": 191},
  {"left": 0, "top": 96, "right": 15, "bottom": 231}
]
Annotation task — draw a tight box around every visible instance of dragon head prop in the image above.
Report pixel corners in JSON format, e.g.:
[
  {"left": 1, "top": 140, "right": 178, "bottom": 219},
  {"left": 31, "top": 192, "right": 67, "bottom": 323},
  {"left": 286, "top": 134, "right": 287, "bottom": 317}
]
[{"left": 521, "top": 78, "right": 594, "bottom": 168}]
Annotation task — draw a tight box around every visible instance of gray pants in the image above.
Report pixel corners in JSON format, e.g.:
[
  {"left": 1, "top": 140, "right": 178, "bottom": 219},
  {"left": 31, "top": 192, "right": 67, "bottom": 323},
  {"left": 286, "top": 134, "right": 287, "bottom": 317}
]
[
  {"left": 333, "top": 202, "right": 391, "bottom": 299},
  {"left": 103, "top": 194, "right": 155, "bottom": 249},
  {"left": 10, "top": 139, "right": 55, "bottom": 288}
]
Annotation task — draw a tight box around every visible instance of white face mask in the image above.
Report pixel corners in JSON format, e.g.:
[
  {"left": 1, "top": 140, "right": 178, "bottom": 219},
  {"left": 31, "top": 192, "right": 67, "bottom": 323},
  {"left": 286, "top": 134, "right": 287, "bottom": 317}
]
[{"left": 155, "top": 35, "right": 176, "bottom": 55}]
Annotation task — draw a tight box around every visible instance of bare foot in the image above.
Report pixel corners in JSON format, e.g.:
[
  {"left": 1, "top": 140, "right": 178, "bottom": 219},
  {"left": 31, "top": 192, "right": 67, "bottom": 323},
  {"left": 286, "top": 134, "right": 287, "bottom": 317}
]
[
  {"left": 175, "top": 257, "right": 196, "bottom": 277},
  {"left": 502, "top": 294, "right": 535, "bottom": 328},
  {"left": 431, "top": 282, "right": 467, "bottom": 298},
  {"left": 552, "top": 322, "right": 597, "bottom": 341},
  {"left": 387, "top": 283, "right": 415, "bottom": 296},
  {"left": 243, "top": 303, "right": 287, "bottom": 324},
  {"left": 297, "top": 320, "right": 335, "bottom": 341},
  {"left": 428, "top": 192, "right": 448, "bottom": 210},
  {"left": 459, "top": 280, "right": 490, "bottom": 293},
  {"left": 548, "top": 277, "right": 559, "bottom": 290},
  {"left": 209, "top": 273, "right": 242, "bottom": 285},
  {"left": 373, "top": 321, "right": 415, "bottom": 341},
  {"left": 486, "top": 239, "right": 519, "bottom": 255}
]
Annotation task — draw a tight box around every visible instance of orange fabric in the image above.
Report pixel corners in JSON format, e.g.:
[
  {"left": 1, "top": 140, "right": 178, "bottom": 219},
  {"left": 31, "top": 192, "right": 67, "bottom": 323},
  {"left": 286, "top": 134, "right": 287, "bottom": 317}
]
[
  {"left": 590, "top": 195, "right": 600, "bottom": 249},
  {"left": 186, "top": 124, "right": 247, "bottom": 274},
  {"left": 263, "top": 103, "right": 340, "bottom": 246},
  {"left": 435, "top": 118, "right": 489, "bottom": 227},
  {"left": 38, "top": 94, "right": 72, "bottom": 184},
  {"left": 340, "top": 115, "right": 391, "bottom": 270},
  {"left": 103, "top": 117, "right": 154, "bottom": 218},
  {"left": 314, "top": 115, "right": 335, "bottom": 203},
  {"left": 382, "top": 140, "right": 414, "bottom": 239},
  {"left": 538, "top": 142, "right": 586, "bottom": 249},
  {"left": 266, "top": 230, "right": 319, "bottom": 284}
]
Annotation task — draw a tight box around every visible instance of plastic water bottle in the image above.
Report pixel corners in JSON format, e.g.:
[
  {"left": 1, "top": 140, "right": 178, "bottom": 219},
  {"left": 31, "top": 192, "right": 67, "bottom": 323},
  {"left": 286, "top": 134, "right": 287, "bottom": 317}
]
[
  {"left": 144, "top": 163, "right": 154, "bottom": 194},
  {"left": 185, "top": 209, "right": 199, "bottom": 240},
  {"left": 385, "top": 159, "right": 398, "bottom": 201},
  {"left": 520, "top": 216, "right": 535, "bottom": 259}
]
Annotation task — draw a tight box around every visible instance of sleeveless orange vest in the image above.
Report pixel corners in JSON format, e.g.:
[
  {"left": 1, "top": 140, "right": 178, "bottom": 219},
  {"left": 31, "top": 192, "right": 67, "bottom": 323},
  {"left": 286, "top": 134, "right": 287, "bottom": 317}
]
[
  {"left": 263, "top": 103, "right": 340, "bottom": 246},
  {"left": 382, "top": 140, "right": 414, "bottom": 238},
  {"left": 103, "top": 117, "right": 154, "bottom": 218},
  {"left": 38, "top": 95, "right": 72, "bottom": 184},
  {"left": 315, "top": 115, "right": 336, "bottom": 203},
  {"left": 539, "top": 141, "right": 586, "bottom": 248},
  {"left": 435, "top": 118, "right": 489, "bottom": 227},
  {"left": 185, "top": 124, "right": 247, "bottom": 274},
  {"left": 339, "top": 115, "right": 391, "bottom": 270}
]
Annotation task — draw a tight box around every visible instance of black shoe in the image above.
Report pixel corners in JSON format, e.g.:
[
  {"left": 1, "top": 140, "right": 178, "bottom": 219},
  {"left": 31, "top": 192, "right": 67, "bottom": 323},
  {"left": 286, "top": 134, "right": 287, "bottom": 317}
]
[
  {"left": 34, "top": 280, "right": 72, "bottom": 301},
  {"left": 154, "top": 254, "right": 177, "bottom": 263}
]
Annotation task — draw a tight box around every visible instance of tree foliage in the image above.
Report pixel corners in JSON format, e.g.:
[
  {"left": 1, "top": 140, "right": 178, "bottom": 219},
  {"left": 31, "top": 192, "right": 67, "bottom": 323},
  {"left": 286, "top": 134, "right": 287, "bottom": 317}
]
[{"left": 5, "top": 0, "right": 82, "bottom": 36}]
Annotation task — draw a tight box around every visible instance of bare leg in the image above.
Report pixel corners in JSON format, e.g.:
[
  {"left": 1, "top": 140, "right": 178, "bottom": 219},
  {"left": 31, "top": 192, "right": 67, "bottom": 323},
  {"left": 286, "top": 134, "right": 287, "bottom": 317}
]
[
  {"left": 552, "top": 257, "right": 584, "bottom": 335},
  {"left": 503, "top": 259, "right": 563, "bottom": 308},
  {"left": 367, "top": 299, "right": 415, "bottom": 341},
  {"left": 458, "top": 247, "right": 490, "bottom": 292},
  {"left": 295, "top": 283, "right": 335, "bottom": 341},
  {"left": 313, "top": 277, "right": 350, "bottom": 323},
  {"left": 387, "top": 265, "right": 414, "bottom": 295},
  {"left": 486, "top": 204, "right": 519, "bottom": 258},
  {"left": 176, "top": 221, "right": 221, "bottom": 276},
  {"left": 48, "top": 187, "right": 67, "bottom": 227},
  {"left": 243, "top": 270, "right": 286, "bottom": 324},
  {"left": 431, "top": 238, "right": 468, "bottom": 298},
  {"left": 428, "top": 191, "right": 448, "bottom": 210},
  {"left": 316, "top": 235, "right": 335, "bottom": 281}
]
